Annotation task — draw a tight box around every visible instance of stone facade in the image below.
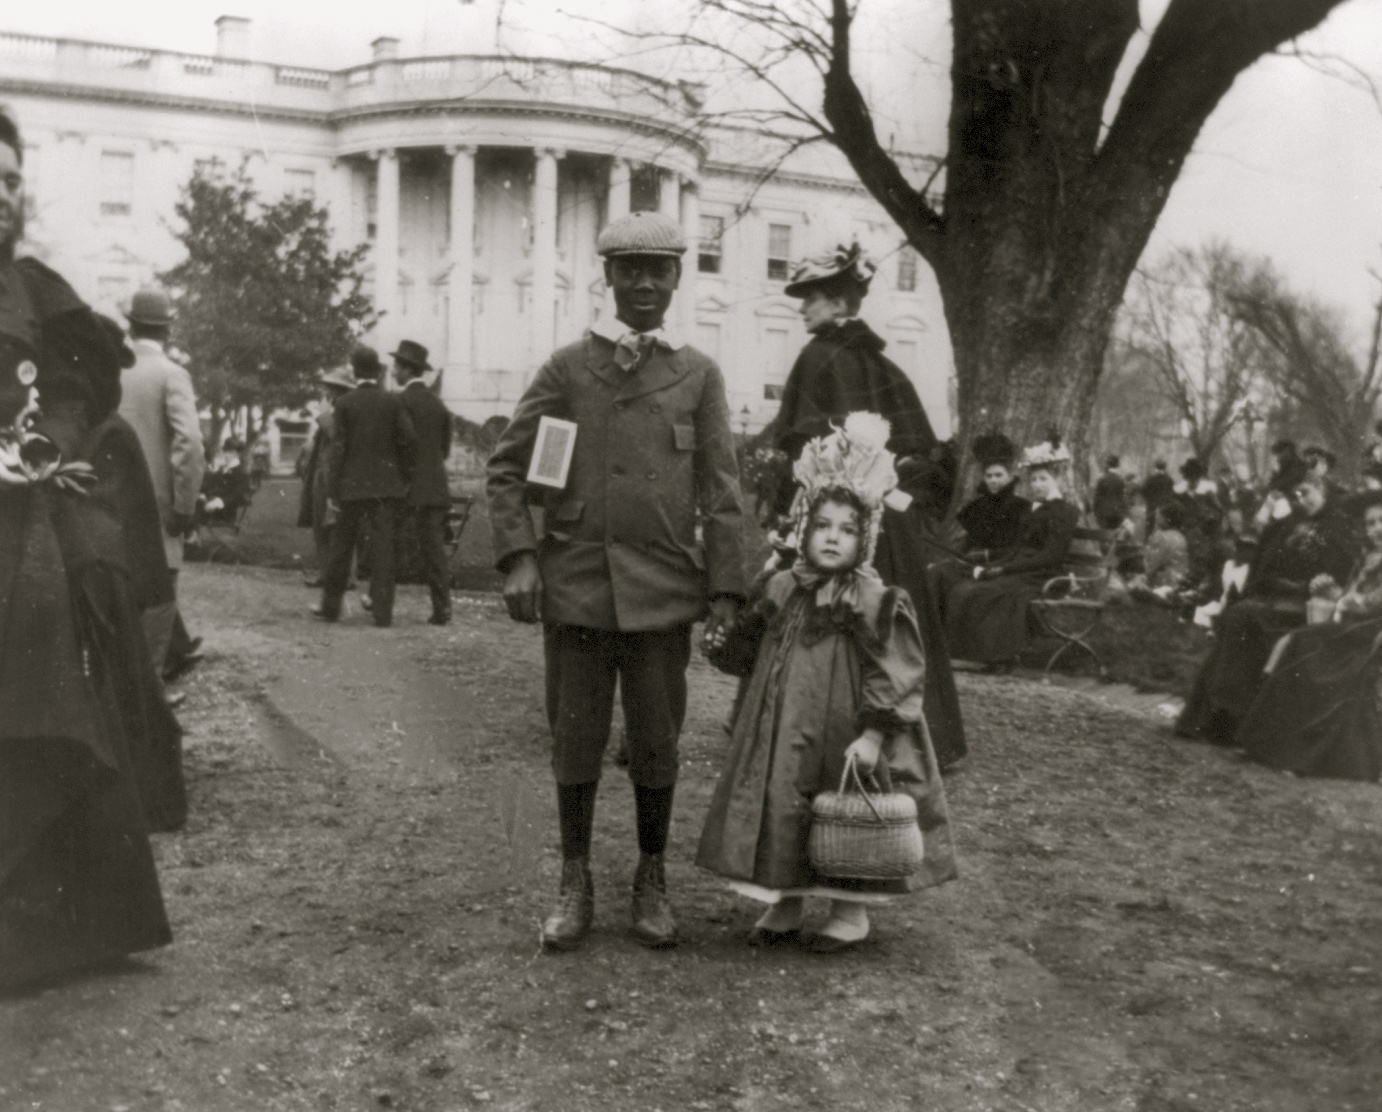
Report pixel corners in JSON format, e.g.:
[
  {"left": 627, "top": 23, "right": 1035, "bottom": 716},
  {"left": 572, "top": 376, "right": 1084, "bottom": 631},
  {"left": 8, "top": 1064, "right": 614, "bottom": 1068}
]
[{"left": 0, "top": 21, "right": 953, "bottom": 433}]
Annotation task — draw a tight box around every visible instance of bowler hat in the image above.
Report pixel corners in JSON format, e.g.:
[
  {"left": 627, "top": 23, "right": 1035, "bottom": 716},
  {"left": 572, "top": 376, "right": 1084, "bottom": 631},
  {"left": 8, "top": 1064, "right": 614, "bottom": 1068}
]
[
  {"left": 127, "top": 287, "right": 175, "bottom": 326},
  {"left": 783, "top": 243, "right": 876, "bottom": 298},
  {"left": 389, "top": 339, "right": 431, "bottom": 371},
  {"left": 317, "top": 367, "right": 356, "bottom": 391},
  {"left": 597, "top": 211, "right": 687, "bottom": 258},
  {"left": 350, "top": 344, "right": 383, "bottom": 379}
]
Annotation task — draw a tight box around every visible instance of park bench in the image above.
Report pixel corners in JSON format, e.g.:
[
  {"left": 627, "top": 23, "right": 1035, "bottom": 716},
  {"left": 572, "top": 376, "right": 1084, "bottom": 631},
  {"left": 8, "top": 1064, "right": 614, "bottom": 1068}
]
[
  {"left": 444, "top": 493, "right": 475, "bottom": 586},
  {"left": 1027, "top": 524, "right": 1121, "bottom": 681},
  {"left": 190, "top": 468, "right": 256, "bottom": 564}
]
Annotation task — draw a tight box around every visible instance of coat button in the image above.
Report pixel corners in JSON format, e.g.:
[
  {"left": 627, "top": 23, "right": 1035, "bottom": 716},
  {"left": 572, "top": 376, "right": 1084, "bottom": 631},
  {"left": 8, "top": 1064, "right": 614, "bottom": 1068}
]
[
  {"left": 646, "top": 470, "right": 657, "bottom": 480},
  {"left": 649, "top": 403, "right": 661, "bottom": 414}
]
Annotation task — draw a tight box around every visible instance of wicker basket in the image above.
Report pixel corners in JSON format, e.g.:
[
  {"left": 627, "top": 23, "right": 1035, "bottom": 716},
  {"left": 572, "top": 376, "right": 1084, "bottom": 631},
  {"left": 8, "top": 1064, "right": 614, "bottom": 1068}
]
[{"left": 809, "top": 757, "right": 925, "bottom": 881}]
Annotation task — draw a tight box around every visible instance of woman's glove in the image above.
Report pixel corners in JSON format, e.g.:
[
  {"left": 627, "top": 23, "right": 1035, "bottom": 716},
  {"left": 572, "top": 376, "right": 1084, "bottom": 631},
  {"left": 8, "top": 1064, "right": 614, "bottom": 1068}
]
[{"left": 842, "top": 730, "right": 884, "bottom": 776}]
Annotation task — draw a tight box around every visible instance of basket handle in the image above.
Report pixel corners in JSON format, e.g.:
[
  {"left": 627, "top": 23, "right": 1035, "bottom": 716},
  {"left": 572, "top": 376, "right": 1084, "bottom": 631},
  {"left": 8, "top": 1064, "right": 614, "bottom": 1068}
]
[{"left": 837, "top": 753, "right": 887, "bottom": 825}]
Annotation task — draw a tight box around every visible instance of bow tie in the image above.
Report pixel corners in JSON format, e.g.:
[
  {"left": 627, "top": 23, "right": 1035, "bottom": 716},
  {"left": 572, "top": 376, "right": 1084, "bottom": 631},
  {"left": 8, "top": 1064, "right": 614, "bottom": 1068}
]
[{"left": 613, "top": 331, "right": 656, "bottom": 373}]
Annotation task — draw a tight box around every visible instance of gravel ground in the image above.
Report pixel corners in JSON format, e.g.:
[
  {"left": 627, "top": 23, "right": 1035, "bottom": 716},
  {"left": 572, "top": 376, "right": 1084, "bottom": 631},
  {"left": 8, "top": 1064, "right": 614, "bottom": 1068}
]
[{"left": 2, "top": 564, "right": 1380, "bottom": 1112}]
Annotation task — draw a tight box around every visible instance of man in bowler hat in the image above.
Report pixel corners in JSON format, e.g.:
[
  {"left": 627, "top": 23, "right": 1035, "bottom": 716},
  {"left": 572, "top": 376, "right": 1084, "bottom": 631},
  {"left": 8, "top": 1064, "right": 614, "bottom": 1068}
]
[
  {"left": 316, "top": 344, "right": 416, "bottom": 627},
  {"left": 488, "top": 211, "right": 746, "bottom": 951},
  {"left": 392, "top": 340, "right": 454, "bottom": 625}
]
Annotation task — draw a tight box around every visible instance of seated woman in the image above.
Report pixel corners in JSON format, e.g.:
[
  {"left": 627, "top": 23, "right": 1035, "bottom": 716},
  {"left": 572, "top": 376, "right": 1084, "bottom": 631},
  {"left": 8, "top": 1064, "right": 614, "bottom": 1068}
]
[
  {"left": 1177, "top": 472, "right": 1359, "bottom": 745},
  {"left": 938, "top": 437, "right": 1080, "bottom": 672},
  {"left": 955, "top": 432, "right": 1031, "bottom": 560},
  {"left": 1236, "top": 492, "right": 1382, "bottom": 780}
]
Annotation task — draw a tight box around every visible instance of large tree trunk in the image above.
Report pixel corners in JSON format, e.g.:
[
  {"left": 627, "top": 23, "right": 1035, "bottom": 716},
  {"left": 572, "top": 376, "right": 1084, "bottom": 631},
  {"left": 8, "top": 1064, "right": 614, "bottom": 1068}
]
[{"left": 821, "top": 0, "right": 1351, "bottom": 507}]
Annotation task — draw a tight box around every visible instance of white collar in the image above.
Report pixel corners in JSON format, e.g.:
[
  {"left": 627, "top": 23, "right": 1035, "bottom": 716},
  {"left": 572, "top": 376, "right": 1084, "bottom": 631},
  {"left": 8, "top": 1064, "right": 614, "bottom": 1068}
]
[
  {"left": 403, "top": 378, "right": 428, "bottom": 389},
  {"left": 589, "top": 315, "right": 684, "bottom": 351},
  {"left": 132, "top": 337, "right": 164, "bottom": 352}
]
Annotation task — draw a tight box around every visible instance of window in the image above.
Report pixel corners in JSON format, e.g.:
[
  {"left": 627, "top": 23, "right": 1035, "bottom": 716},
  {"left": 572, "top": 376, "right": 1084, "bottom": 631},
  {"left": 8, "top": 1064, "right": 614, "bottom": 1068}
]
[
  {"left": 629, "top": 164, "right": 660, "bottom": 214},
  {"left": 284, "top": 168, "right": 316, "bottom": 200},
  {"left": 763, "top": 325, "right": 792, "bottom": 399},
  {"left": 99, "top": 151, "right": 134, "bottom": 218},
  {"left": 766, "top": 223, "right": 792, "bottom": 281},
  {"left": 897, "top": 245, "right": 918, "bottom": 292},
  {"left": 698, "top": 214, "right": 724, "bottom": 274}
]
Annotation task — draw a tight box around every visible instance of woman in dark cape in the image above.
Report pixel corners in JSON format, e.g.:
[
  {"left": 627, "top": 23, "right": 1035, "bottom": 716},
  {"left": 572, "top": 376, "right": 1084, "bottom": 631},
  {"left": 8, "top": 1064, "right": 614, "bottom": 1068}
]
[
  {"left": 0, "top": 129, "right": 177, "bottom": 987},
  {"left": 937, "top": 438, "right": 1080, "bottom": 670},
  {"left": 770, "top": 244, "right": 966, "bottom": 768},
  {"left": 1177, "top": 472, "right": 1359, "bottom": 746},
  {"left": 954, "top": 433, "right": 1031, "bottom": 558},
  {"left": 1236, "top": 492, "right": 1382, "bottom": 781}
]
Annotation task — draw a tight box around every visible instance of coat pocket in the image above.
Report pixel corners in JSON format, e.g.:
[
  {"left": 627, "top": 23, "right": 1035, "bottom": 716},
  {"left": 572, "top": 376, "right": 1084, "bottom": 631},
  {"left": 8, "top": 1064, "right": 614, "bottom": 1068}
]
[{"left": 673, "top": 423, "right": 696, "bottom": 452}]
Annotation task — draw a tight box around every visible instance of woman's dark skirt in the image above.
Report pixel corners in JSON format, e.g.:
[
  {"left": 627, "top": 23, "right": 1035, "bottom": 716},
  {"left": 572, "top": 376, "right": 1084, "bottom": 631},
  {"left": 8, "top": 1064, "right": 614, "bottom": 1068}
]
[
  {"left": 874, "top": 506, "right": 967, "bottom": 768},
  {"left": 1, "top": 564, "right": 174, "bottom": 990},
  {"left": 1177, "top": 597, "right": 1305, "bottom": 745},
  {"left": 1238, "top": 617, "right": 1382, "bottom": 781}
]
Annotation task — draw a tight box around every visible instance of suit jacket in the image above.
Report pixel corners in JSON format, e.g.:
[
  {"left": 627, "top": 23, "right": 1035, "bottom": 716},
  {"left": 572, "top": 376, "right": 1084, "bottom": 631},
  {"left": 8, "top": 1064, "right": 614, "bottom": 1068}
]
[
  {"left": 399, "top": 381, "right": 453, "bottom": 507},
  {"left": 327, "top": 382, "right": 417, "bottom": 502},
  {"left": 487, "top": 333, "right": 748, "bottom": 631},
  {"left": 118, "top": 338, "right": 206, "bottom": 566}
]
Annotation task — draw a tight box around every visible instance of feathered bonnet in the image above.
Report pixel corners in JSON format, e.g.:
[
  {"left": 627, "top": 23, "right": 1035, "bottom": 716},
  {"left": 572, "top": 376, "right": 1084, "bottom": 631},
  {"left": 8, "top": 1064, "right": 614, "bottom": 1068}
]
[
  {"left": 1020, "top": 432, "right": 1072, "bottom": 473},
  {"left": 783, "top": 243, "right": 877, "bottom": 299},
  {"left": 788, "top": 411, "right": 898, "bottom": 569}
]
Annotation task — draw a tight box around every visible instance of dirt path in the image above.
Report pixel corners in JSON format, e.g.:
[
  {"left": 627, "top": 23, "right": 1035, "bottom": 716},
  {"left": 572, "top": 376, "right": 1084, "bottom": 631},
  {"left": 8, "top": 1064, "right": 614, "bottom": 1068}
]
[{"left": 2, "top": 565, "right": 1380, "bottom": 1112}]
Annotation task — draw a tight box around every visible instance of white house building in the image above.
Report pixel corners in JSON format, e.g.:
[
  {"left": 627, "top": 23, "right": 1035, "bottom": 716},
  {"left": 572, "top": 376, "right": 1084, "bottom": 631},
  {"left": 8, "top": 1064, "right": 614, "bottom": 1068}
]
[{"left": 0, "top": 15, "right": 954, "bottom": 435}]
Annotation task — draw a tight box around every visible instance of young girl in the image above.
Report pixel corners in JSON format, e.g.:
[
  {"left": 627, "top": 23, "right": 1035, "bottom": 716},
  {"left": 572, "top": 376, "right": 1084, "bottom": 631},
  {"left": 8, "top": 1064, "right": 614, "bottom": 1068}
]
[{"left": 697, "top": 414, "right": 956, "bottom": 952}]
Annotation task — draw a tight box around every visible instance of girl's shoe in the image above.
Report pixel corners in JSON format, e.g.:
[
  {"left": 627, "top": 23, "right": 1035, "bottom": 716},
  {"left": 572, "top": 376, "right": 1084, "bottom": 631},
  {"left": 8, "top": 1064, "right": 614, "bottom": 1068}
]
[
  {"left": 808, "top": 901, "right": 869, "bottom": 953},
  {"left": 747, "top": 896, "right": 803, "bottom": 945}
]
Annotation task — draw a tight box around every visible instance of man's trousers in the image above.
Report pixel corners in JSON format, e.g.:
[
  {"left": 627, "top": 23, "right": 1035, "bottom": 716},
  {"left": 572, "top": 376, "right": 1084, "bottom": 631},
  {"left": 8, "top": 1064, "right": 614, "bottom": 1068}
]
[
  {"left": 543, "top": 623, "right": 691, "bottom": 789},
  {"left": 322, "top": 498, "right": 401, "bottom": 626},
  {"left": 405, "top": 504, "right": 451, "bottom": 618}
]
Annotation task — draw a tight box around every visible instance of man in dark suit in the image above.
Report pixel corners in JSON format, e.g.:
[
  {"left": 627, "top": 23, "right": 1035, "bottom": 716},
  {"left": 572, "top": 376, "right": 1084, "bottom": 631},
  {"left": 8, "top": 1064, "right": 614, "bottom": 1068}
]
[
  {"left": 315, "top": 345, "right": 416, "bottom": 627},
  {"left": 488, "top": 212, "right": 746, "bottom": 952},
  {"left": 392, "top": 340, "right": 454, "bottom": 625}
]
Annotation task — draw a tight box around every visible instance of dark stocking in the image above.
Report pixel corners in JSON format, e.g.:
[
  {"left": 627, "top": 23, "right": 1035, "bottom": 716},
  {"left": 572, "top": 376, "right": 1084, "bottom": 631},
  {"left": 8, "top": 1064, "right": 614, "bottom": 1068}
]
[
  {"left": 557, "top": 781, "right": 598, "bottom": 860},
  {"left": 633, "top": 784, "right": 675, "bottom": 856}
]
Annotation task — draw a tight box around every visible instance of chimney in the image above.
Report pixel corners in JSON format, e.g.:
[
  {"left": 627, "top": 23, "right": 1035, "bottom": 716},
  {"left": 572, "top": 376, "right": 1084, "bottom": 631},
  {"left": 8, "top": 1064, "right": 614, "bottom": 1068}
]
[
  {"left": 215, "top": 15, "right": 251, "bottom": 59},
  {"left": 371, "top": 36, "right": 401, "bottom": 61}
]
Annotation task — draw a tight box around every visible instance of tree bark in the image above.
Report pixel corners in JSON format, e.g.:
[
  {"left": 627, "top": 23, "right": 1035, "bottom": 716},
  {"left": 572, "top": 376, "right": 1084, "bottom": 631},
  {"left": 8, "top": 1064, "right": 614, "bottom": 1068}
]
[{"left": 822, "top": 0, "right": 1351, "bottom": 504}]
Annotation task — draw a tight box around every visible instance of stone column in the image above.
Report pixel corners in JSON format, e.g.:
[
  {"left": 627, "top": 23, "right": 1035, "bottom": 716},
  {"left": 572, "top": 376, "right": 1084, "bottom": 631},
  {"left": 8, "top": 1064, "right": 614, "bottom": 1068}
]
[
  {"left": 531, "top": 148, "right": 562, "bottom": 364},
  {"left": 678, "top": 177, "right": 700, "bottom": 341},
  {"left": 372, "top": 149, "right": 401, "bottom": 355},
  {"left": 607, "top": 157, "right": 631, "bottom": 223},
  {"left": 445, "top": 144, "right": 476, "bottom": 409},
  {"left": 658, "top": 168, "right": 679, "bottom": 218}
]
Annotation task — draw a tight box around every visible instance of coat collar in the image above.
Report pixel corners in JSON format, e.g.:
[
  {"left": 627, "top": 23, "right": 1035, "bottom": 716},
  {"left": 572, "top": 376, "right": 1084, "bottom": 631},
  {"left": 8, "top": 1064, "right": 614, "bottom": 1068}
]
[{"left": 584, "top": 331, "right": 691, "bottom": 399}]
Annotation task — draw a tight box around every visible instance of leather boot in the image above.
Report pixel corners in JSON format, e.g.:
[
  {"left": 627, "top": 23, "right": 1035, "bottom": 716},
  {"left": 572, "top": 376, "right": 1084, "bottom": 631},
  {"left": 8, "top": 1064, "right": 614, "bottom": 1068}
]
[
  {"left": 541, "top": 857, "right": 594, "bottom": 951},
  {"left": 630, "top": 853, "right": 678, "bottom": 948}
]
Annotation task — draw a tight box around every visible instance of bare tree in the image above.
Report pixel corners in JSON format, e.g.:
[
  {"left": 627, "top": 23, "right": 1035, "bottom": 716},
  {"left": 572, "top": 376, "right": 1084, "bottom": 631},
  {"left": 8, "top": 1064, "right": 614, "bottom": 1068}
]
[
  {"left": 1226, "top": 264, "right": 1382, "bottom": 479},
  {"left": 614, "top": 0, "right": 1359, "bottom": 501},
  {"left": 1119, "top": 244, "right": 1276, "bottom": 465}
]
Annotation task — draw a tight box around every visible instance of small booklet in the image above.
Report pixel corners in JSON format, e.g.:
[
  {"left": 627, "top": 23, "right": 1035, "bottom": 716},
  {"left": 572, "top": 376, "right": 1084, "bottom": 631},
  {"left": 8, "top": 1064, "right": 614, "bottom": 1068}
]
[{"left": 527, "top": 416, "right": 578, "bottom": 489}]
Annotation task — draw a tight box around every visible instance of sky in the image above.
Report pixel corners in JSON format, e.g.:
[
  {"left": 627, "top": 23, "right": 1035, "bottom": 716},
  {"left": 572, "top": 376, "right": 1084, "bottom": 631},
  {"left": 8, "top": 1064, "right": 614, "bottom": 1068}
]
[{"left": 6, "top": 0, "right": 1382, "bottom": 346}]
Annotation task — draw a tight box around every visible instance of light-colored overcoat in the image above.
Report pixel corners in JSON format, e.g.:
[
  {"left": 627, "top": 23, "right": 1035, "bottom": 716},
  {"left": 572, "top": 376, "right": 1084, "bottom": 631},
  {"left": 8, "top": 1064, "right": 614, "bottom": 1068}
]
[
  {"left": 487, "top": 333, "right": 747, "bottom": 631},
  {"left": 118, "top": 339, "right": 205, "bottom": 567}
]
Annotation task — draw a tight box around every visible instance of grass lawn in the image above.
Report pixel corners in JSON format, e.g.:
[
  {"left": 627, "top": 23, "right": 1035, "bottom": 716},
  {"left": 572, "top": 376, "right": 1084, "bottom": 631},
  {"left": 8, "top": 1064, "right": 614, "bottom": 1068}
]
[{"left": 202, "top": 478, "right": 1205, "bottom": 697}]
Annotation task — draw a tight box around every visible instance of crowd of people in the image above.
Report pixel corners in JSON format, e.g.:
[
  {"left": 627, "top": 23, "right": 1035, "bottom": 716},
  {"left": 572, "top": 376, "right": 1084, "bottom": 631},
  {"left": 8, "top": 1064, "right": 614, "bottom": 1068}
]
[{"left": 3, "top": 89, "right": 1377, "bottom": 1000}]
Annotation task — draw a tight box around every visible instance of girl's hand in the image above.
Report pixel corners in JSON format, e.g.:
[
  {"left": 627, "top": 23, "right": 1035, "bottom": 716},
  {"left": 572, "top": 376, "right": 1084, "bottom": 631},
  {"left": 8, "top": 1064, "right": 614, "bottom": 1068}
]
[{"left": 843, "top": 730, "right": 884, "bottom": 776}]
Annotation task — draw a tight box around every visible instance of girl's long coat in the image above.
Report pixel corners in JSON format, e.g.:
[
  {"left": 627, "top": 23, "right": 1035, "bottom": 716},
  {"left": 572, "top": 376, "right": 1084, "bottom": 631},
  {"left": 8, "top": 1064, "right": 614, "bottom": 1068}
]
[{"left": 696, "top": 571, "right": 957, "bottom": 893}]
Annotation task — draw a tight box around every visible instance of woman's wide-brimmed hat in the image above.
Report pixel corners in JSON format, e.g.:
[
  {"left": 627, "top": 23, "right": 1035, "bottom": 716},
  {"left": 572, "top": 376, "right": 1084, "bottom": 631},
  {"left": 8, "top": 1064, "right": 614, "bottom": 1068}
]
[
  {"left": 1020, "top": 435, "right": 1072, "bottom": 472},
  {"left": 317, "top": 367, "right": 356, "bottom": 391},
  {"left": 783, "top": 243, "right": 877, "bottom": 298}
]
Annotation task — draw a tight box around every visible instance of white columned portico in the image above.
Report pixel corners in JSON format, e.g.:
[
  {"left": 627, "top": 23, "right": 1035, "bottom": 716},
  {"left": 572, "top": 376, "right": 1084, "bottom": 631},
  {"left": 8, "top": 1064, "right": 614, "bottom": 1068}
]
[
  {"left": 607, "top": 157, "right": 631, "bottom": 223},
  {"left": 372, "top": 148, "right": 401, "bottom": 355},
  {"left": 658, "top": 168, "right": 679, "bottom": 218},
  {"left": 678, "top": 177, "right": 700, "bottom": 341},
  {"left": 445, "top": 144, "right": 476, "bottom": 409},
  {"left": 532, "top": 148, "right": 563, "bottom": 365}
]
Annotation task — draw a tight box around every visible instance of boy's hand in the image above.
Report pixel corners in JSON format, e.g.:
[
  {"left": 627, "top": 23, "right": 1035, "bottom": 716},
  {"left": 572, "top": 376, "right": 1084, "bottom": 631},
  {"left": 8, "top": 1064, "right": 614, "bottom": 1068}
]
[{"left": 502, "top": 553, "right": 543, "bottom": 623}]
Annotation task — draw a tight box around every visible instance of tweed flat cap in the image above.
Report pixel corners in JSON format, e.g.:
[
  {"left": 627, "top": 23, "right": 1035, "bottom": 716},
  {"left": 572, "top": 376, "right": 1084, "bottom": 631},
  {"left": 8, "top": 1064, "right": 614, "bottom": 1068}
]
[{"left": 597, "top": 211, "right": 687, "bottom": 257}]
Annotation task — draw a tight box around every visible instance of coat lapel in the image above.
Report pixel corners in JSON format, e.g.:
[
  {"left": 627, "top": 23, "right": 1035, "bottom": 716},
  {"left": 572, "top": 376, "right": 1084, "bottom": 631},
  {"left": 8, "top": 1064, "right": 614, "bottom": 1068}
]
[{"left": 613, "top": 346, "right": 690, "bottom": 402}]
